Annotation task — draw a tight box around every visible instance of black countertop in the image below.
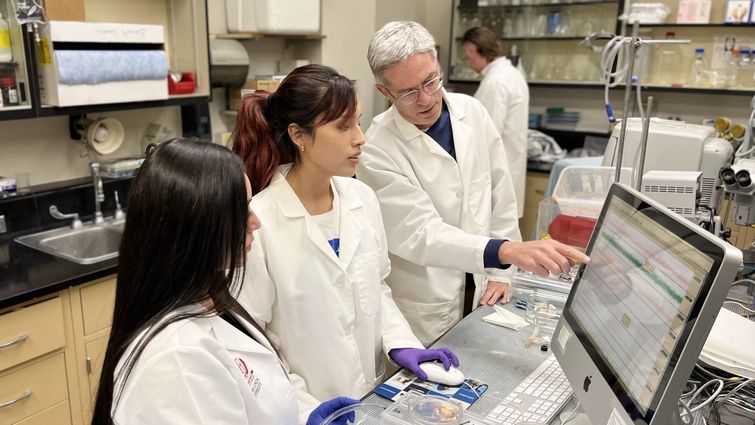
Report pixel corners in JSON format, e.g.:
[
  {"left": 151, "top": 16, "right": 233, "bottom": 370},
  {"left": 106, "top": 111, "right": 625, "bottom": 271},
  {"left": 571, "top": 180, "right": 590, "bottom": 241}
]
[{"left": 0, "top": 232, "right": 117, "bottom": 310}]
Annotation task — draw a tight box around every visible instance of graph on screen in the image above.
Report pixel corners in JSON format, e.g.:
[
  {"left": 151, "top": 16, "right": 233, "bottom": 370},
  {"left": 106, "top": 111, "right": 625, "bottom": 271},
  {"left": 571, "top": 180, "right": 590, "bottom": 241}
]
[{"left": 571, "top": 197, "right": 713, "bottom": 413}]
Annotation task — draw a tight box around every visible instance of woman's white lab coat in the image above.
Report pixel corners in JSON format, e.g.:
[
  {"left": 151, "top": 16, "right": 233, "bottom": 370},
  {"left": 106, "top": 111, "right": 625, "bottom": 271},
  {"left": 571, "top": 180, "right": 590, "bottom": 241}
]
[
  {"left": 239, "top": 165, "right": 423, "bottom": 412},
  {"left": 356, "top": 91, "right": 522, "bottom": 345},
  {"left": 112, "top": 305, "right": 300, "bottom": 424},
  {"left": 474, "top": 57, "right": 529, "bottom": 218}
]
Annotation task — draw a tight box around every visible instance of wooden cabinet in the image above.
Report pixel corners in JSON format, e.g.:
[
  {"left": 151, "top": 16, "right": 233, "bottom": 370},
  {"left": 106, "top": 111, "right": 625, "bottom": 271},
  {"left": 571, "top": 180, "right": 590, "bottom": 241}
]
[
  {"left": 519, "top": 170, "right": 550, "bottom": 241},
  {"left": 0, "top": 274, "right": 116, "bottom": 425},
  {"left": 0, "top": 295, "right": 78, "bottom": 425},
  {"left": 69, "top": 276, "right": 116, "bottom": 423}
]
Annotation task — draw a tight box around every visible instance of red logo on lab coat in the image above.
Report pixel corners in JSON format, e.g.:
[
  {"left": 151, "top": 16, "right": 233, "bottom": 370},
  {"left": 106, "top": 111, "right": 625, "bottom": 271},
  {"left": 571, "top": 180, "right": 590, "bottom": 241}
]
[{"left": 234, "top": 357, "right": 262, "bottom": 395}]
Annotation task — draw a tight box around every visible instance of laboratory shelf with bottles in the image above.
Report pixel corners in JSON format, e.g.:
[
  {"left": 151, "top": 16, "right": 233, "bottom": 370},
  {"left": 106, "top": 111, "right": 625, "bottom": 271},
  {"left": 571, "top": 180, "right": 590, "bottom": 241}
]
[
  {"left": 619, "top": 0, "right": 755, "bottom": 94},
  {"left": 0, "top": 0, "right": 34, "bottom": 119},
  {"left": 449, "top": 0, "right": 621, "bottom": 84}
]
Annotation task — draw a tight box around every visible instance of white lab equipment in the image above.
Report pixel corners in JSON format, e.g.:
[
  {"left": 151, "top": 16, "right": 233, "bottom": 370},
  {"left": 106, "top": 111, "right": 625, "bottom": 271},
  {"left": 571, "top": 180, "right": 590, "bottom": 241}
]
[
  {"left": 112, "top": 305, "right": 300, "bottom": 425},
  {"left": 602, "top": 118, "right": 733, "bottom": 210},
  {"left": 240, "top": 165, "right": 423, "bottom": 407},
  {"left": 719, "top": 158, "right": 755, "bottom": 225},
  {"left": 358, "top": 91, "right": 522, "bottom": 345}
]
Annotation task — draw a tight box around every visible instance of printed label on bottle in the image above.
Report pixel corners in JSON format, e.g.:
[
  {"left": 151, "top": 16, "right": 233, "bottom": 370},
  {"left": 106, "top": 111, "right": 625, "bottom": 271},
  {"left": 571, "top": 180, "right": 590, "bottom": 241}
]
[{"left": 0, "top": 30, "right": 10, "bottom": 49}]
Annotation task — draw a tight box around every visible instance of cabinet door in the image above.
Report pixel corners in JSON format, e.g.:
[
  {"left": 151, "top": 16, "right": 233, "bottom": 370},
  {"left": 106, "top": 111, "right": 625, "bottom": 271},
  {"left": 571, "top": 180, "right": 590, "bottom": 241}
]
[
  {"left": 519, "top": 171, "right": 550, "bottom": 241},
  {"left": 80, "top": 277, "right": 116, "bottom": 337},
  {"left": 84, "top": 335, "right": 108, "bottom": 401}
]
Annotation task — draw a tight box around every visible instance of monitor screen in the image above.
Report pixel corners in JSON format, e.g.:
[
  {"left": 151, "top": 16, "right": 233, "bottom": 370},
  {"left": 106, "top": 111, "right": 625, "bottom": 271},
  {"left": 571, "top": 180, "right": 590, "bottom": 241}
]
[{"left": 565, "top": 190, "right": 723, "bottom": 420}]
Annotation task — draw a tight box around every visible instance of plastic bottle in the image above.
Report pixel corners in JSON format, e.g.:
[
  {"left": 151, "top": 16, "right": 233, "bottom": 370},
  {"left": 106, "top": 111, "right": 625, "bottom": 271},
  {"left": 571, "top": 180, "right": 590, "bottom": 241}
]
[
  {"left": 736, "top": 49, "right": 752, "bottom": 88},
  {"left": 0, "top": 13, "right": 12, "bottom": 63},
  {"left": 652, "top": 32, "right": 684, "bottom": 86},
  {"left": 690, "top": 48, "right": 705, "bottom": 87},
  {"left": 726, "top": 50, "right": 740, "bottom": 88},
  {"left": 0, "top": 75, "right": 18, "bottom": 106}
]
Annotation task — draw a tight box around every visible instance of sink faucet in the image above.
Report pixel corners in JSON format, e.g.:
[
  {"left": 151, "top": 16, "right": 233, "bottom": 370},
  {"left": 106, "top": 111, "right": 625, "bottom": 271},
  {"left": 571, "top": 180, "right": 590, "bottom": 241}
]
[{"left": 90, "top": 162, "right": 105, "bottom": 224}]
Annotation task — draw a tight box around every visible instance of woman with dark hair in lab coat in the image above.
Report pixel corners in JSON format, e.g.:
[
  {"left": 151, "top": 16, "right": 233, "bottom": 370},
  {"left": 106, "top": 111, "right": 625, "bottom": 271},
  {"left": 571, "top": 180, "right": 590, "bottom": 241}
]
[
  {"left": 91, "top": 138, "right": 358, "bottom": 425},
  {"left": 232, "top": 65, "right": 459, "bottom": 418}
]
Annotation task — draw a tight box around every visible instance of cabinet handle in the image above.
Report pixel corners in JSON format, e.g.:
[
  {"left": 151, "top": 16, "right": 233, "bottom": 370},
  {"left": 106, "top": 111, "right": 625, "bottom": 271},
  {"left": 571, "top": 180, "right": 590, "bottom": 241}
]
[
  {"left": 0, "top": 390, "right": 31, "bottom": 409},
  {"left": 0, "top": 334, "right": 27, "bottom": 350},
  {"left": 86, "top": 357, "right": 92, "bottom": 374},
  {"left": 534, "top": 189, "right": 545, "bottom": 195}
]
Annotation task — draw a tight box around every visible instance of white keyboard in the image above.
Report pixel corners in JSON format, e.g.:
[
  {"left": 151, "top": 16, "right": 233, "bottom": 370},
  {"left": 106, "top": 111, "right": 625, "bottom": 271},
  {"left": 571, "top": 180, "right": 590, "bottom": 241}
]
[{"left": 484, "top": 354, "right": 573, "bottom": 425}]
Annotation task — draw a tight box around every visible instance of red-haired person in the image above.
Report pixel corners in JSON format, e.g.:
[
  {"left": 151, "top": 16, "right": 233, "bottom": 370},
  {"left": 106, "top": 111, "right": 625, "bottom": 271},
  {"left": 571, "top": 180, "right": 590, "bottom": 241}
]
[{"left": 231, "top": 65, "right": 459, "bottom": 422}]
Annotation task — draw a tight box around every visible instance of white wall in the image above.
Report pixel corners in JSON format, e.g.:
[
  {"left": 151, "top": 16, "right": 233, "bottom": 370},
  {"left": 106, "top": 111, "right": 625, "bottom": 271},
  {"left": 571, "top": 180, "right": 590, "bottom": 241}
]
[
  {"left": 0, "top": 107, "right": 181, "bottom": 186},
  {"left": 321, "top": 0, "right": 377, "bottom": 126}
]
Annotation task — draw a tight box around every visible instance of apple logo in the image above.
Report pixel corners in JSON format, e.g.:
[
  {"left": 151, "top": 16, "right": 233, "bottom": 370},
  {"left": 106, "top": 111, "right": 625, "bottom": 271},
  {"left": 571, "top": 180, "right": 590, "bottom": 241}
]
[{"left": 583, "top": 375, "right": 592, "bottom": 393}]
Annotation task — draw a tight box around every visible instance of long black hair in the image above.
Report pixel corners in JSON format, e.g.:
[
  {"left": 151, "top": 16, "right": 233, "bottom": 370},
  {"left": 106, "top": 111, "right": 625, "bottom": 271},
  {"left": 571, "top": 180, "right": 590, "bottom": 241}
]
[
  {"left": 231, "top": 64, "right": 357, "bottom": 193},
  {"left": 91, "top": 138, "right": 259, "bottom": 424}
]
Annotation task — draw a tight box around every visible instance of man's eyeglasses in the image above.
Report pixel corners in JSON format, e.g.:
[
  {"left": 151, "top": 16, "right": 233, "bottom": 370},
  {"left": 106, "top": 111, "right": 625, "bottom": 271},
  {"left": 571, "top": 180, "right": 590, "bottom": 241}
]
[{"left": 387, "top": 74, "right": 443, "bottom": 105}]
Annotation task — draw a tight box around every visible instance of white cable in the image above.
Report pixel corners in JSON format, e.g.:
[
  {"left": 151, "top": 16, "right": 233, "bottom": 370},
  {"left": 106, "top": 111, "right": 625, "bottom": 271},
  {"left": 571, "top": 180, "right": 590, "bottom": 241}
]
[
  {"left": 717, "top": 378, "right": 753, "bottom": 407},
  {"left": 601, "top": 35, "right": 646, "bottom": 123},
  {"left": 687, "top": 379, "right": 724, "bottom": 413}
]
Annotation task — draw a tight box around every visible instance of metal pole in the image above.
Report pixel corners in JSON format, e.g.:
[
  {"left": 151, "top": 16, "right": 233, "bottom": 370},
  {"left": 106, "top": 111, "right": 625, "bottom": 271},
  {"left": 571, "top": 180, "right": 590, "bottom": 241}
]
[
  {"left": 615, "top": 21, "right": 640, "bottom": 183},
  {"left": 636, "top": 96, "right": 654, "bottom": 192}
]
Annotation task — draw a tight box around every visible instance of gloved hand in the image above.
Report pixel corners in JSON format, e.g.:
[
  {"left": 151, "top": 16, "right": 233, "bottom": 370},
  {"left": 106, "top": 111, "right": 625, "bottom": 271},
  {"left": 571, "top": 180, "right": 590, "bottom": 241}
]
[
  {"left": 388, "top": 347, "right": 460, "bottom": 381},
  {"left": 306, "top": 397, "right": 360, "bottom": 425}
]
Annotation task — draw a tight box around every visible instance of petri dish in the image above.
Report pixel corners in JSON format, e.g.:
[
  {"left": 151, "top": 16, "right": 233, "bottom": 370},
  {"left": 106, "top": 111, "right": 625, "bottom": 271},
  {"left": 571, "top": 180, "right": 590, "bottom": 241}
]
[
  {"left": 408, "top": 395, "right": 463, "bottom": 425},
  {"left": 320, "top": 403, "right": 386, "bottom": 425}
]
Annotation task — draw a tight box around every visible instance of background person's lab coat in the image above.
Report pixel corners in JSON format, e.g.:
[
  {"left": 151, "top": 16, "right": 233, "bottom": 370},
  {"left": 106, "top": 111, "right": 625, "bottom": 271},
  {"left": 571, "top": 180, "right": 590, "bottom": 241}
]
[
  {"left": 474, "top": 56, "right": 529, "bottom": 218},
  {"left": 239, "top": 166, "right": 423, "bottom": 413},
  {"left": 356, "top": 91, "right": 522, "bottom": 345},
  {"left": 112, "top": 305, "right": 300, "bottom": 425}
]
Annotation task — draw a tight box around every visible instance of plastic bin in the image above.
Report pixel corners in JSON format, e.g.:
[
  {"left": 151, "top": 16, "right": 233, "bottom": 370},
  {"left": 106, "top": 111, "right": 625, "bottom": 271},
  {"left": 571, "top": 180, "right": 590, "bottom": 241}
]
[
  {"left": 552, "top": 166, "right": 632, "bottom": 219},
  {"left": 225, "top": 0, "right": 257, "bottom": 32},
  {"left": 626, "top": 3, "right": 671, "bottom": 24},
  {"left": 226, "top": 0, "right": 320, "bottom": 34},
  {"left": 255, "top": 0, "right": 320, "bottom": 35}
]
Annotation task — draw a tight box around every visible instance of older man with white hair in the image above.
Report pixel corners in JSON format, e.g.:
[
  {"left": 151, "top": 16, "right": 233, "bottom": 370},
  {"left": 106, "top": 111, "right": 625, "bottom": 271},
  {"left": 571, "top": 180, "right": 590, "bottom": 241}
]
[{"left": 356, "top": 21, "right": 589, "bottom": 344}]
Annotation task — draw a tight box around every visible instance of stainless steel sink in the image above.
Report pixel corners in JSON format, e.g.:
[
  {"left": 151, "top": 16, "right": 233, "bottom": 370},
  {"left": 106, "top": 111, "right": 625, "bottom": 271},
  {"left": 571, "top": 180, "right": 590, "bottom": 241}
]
[{"left": 15, "top": 220, "right": 125, "bottom": 264}]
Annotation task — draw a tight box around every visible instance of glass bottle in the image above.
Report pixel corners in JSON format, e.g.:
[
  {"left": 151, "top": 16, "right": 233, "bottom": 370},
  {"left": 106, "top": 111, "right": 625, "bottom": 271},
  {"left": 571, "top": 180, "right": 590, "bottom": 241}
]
[
  {"left": 690, "top": 48, "right": 705, "bottom": 87},
  {"left": 651, "top": 32, "right": 684, "bottom": 86}
]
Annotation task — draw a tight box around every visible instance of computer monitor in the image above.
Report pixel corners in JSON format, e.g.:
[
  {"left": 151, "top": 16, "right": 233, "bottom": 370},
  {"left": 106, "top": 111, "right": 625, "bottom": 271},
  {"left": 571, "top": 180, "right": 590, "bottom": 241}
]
[{"left": 552, "top": 183, "right": 742, "bottom": 425}]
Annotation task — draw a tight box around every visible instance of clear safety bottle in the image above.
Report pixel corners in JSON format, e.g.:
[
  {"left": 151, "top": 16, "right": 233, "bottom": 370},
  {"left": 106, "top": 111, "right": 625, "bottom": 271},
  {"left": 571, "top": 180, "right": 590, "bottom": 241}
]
[
  {"left": 652, "top": 32, "right": 684, "bottom": 86},
  {"left": 0, "top": 13, "right": 12, "bottom": 63},
  {"left": 690, "top": 48, "right": 705, "bottom": 87},
  {"left": 736, "top": 49, "right": 753, "bottom": 88}
]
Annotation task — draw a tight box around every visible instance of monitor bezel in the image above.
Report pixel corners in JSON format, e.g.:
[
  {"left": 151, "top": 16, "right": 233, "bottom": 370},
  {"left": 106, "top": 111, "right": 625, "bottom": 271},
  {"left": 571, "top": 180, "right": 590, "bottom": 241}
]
[{"left": 561, "top": 183, "right": 727, "bottom": 423}]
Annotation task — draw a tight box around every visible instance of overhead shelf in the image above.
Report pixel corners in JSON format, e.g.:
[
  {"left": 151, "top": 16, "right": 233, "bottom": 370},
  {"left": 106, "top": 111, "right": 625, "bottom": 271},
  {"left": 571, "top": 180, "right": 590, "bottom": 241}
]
[
  {"left": 215, "top": 32, "right": 326, "bottom": 40},
  {"left": 636, "top": 23, "right": 755, "bottom": 28},
  {"left": 459, "top": 0, "right": 619, "bottom": 10}
]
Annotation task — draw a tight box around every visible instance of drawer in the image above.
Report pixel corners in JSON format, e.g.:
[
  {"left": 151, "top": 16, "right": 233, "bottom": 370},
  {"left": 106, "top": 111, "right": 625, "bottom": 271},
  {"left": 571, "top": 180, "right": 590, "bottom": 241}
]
[
  {"left": 15, "top": 400, "right": 71, "bottom": 425},
  {"left": 0, "top": 298, "right": 65, "bottom": 372},
  {"left": 0, "top": 354, "right": 68, "bottom": 424},
  {"left": 81, "top": 277, "right": 116, "bottom": 336}
]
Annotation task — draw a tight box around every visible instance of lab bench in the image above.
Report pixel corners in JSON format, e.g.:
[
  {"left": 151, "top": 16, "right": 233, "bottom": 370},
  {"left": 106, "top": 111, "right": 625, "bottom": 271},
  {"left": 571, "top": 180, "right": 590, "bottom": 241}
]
[{"left": 361, "top": 304, "right": 578, "bottom": 424}]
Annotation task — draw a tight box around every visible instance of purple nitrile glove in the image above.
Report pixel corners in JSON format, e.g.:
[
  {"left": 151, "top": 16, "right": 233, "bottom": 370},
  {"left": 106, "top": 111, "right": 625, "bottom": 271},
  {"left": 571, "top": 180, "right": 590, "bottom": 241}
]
[
  {"left": 307, "top": 397, "right": 360, "bottom": 425},
  {"left": 306, "top": 397, "right": 360, "bottom": 425},
  {"left": 388, "top": 347, "right": 460, "bottom": 381}
]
